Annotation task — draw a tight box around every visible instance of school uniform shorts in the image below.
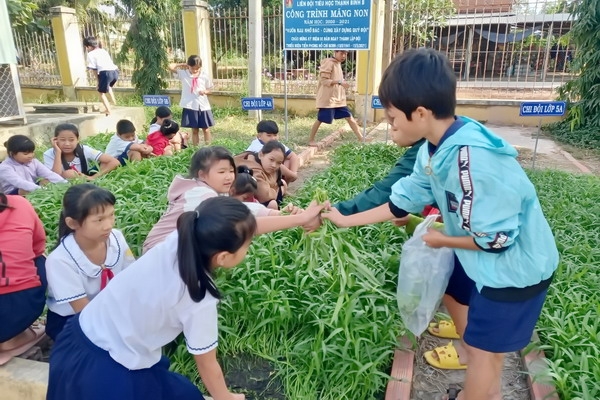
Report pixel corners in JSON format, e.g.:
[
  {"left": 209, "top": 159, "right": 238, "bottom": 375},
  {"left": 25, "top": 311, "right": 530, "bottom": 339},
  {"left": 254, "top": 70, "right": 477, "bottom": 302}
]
[
  {"left": 445, "top": 255, "right": 552, "bottom": 353},
  {"left": 47, "top": 315, "right": 205, "bottom": 400},
  {"left": 98, "top": 70, "right": 119, "bottom": 93},
  {"left": 317, "top": 106, "right": 352, "bottom": 124},
  {"left": 181, "top": 108, "right": 215, "bottom": 129}
]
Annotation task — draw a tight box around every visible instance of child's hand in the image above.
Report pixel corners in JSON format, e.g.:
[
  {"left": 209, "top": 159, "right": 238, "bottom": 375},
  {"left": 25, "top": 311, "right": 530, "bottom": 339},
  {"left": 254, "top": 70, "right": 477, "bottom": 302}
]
[
  {"left": 301, "top": 200, "right": 324, "bottom": 226},
  {"left": 280, "top": 179, "right": 288, "bottom": 195},
  {"left": 422, "top": 228, "right": 447, "bottom": 248},
  {"left": 282, "top": 203, "right": 302, "bottom": 215},
  {"left": 321, "top": 204, "right": 349, "bottom": 227},
  {"left": 141, "top": 144, "right": 153, "bottom": 155},
  {"left": 391, "top": 215, "right": 411, "bottom": 227},
  {"left": 51, "top": 137, "right": 61, "bottom": 153},
  {"left": 38, "top": 179, "right": 50, "bottom": 187},
  {"left": 230, "top": 393, "right": 245, "bottom": 400}
]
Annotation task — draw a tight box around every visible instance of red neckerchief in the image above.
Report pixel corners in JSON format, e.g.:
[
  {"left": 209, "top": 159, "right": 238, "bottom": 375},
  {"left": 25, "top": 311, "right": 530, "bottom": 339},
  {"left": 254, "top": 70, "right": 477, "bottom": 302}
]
[
  {"left": 191, "top": 74, "right": 199, "bottom": 93},
  {"left": 100, "top": 264, "right": 114, "bottom": 290}
]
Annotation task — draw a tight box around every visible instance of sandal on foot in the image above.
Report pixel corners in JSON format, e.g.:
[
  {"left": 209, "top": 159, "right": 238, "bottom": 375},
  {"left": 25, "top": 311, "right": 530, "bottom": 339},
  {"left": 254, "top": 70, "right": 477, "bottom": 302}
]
[
  {"left": 428, "top": 319, "right": 460, "bottom": 339},
  {"left": 424, "top": 341, "right": 467, "bottom": 370},
  {"left": 0, "top": 324, "right": 46, "bottom": 366}
]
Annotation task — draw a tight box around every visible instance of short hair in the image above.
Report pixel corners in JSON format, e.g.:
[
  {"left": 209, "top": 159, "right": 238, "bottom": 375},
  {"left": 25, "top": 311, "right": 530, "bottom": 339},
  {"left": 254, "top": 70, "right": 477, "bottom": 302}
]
[
  {"left": 379, "top": 48, "right": 456, "bottom": 120},
  {"left": 83, "top": 36, "right": 99, "bottom": 48},
  {"left": 116, "top": 120, "right": 135, "bottom": 135},
  {"left": 256, "top": 120, "right": 279, "bottom": 134},
  {"left": 187, "top": 55, "right": 202, "bottom": 67},
  {"left": 4, "top": 134, "right": 35, "bottom": 155}
]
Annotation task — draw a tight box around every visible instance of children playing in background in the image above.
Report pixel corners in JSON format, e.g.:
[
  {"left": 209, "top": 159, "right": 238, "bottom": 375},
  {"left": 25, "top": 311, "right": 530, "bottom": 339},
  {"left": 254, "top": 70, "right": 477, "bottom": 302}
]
[
  {"left": 0, "top": 135, "right": 66, "bottom": 195},
  {"left": 47, "top": 197, "right": 258, "bottom": 400},
  {"left": 246, "top": 120, "right": 299, "bottom": 183},
  {"left": 234, "top": 141, "right": 287, "bottom": 210},
  {"left": 45, "top": 184, "right": 136, "bottom": 341},
  {"left": 322, "top": 48, "right": 559, "bottom": 400},
  {"left": 169, "top": 55, "right": 215, "bottom": 145},
  {"left": 149, "top": 106, "right": 189, "bottom": 149},
  {"left": 145, "top": 119, "right": 182, "bottom": 156},
  {"left": 44, "top": 123, "right": 120, "bottom": 180},
  {"left": 0, "top": 191, "right": 47, "bottom": 366},
  {"left": 105, "top": 120, "right": 153, "bottom": 165},
  {"left": 83, "top": 36, "right": 119, "bottom": 116}
]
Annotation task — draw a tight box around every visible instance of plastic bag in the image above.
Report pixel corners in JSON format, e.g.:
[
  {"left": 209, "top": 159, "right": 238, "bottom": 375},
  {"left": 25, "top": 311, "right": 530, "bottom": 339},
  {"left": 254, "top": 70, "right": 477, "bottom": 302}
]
[{"left": 397, "top": 215, "right": 454, "bottom": 336}]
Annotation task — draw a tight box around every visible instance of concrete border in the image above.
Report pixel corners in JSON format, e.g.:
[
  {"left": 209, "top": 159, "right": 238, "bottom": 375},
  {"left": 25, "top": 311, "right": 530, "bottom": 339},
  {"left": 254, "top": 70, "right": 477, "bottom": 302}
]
[{"left": 297, "top": 127, "right": 346, "bottom": 168}]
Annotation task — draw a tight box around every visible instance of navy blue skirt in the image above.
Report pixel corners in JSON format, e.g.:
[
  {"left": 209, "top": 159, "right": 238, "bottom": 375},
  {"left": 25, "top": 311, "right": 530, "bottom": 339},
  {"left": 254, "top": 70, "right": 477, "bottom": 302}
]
[
  {"left": 47, "top": 315, "right": 205, "bottom": 400},
  {"left": 181, "top": 108, "right": 215, "bottom": 129}
]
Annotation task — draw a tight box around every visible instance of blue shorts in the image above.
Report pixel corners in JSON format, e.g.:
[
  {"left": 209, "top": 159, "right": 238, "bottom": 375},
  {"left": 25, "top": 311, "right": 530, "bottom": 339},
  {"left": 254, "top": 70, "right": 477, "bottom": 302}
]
[
  {"left": 47, "top": 315, "right": 204, "bottom": 400},
  {"left": 317, "top": 107, "right": 352, "bottom": 124},
  {"left": 446, "top": 257, "right": 551, "bottom": 353},
  {"left": 181, "top": 108, "right": 215, "bottom": 129},
  {"left": 116, "top": 142, "right": 134, "bottom": 166},
  {"left": 98, "top": 70, "right": 119, "bottom": 93},
  {"left": 0, "top": 256, "right": 47, "bottom": 342}
]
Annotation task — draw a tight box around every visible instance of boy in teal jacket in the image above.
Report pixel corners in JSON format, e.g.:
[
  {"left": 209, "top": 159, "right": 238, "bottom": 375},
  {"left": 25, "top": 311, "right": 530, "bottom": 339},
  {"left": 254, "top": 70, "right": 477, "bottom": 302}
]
[{"left": 324, "top": 48, "right": 558, "bottom": 400}]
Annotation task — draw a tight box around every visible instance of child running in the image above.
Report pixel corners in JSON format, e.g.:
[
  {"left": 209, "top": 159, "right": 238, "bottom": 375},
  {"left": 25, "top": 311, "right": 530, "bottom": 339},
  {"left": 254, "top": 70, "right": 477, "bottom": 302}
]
[
  {"left": 0, "top": 191, "right": 47, "bottom": 365},
  {"left": 246, "top": 120, "right": 299, "bottom": 182},
  {"left": 105, "top": 120, "right": 153, "bottom": 165},
  {"left": 83, "top": 36, "right": 119, "bottom": 116},
  {"left": 47, "top": 197, "right": 323, "bottom": 400},
  {"left": 45, "top": 184, "right": 136, "bottom": 340},
  {"left": 44, "top": 123, "right": 120, "bottom": 180},
  {"left": 322, "top": 48, "right": 558, "bottom": 400},
  {"left": 146, "top": 119, "right": 182, "bottom": 156},
  {"left": 169, "top": 55, "right": 215, "bottom": 145},
  {"left": 0, "top": 135, "right": 66, "bottom": 195}
]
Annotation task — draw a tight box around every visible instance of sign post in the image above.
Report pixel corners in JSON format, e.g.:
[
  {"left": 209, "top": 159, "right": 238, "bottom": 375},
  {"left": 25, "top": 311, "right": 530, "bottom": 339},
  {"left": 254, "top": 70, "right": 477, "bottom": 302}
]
[
  {"left": 519, "top": 101, "right": 566, "bottom": 169},
  {"left": 142, "top": 95, "right": 171, "bottom": 107},
  {"left": 283, "top": 1, "right": 372, "bottom": 141}
]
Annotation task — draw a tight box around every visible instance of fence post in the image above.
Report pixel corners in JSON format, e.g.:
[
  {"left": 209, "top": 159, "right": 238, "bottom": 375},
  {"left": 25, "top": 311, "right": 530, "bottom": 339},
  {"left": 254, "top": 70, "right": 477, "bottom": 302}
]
[
  {"left": 381, "top": 0, "right": 394, "bottom": 75},
  {"left": 355, "top": 0, "right": 385, "bottom": 123},
  {"left": 50, "top": 6, "right": 88, "bottom": 100},
  {"left": 182, "top": 0, "right": 213, "bottom": 80},
  {"left": 248, "top": 0, "right": 263, "bottom": 120}
]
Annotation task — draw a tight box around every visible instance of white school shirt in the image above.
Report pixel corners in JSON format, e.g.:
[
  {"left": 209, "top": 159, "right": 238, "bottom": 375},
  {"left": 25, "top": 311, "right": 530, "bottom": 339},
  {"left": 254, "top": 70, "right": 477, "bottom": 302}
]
[
  {"left": 46, "top": 229, "right": 135, "bottom": 316},
  {"left": 177, "top": 69, "right": 213, "bottom": 111},
  {"left": 246, "top": 138, "right": 292, "bottom": 156},
  {"left": 105, "top": 134, "right": 143, "bottom": 158},
  {"left": 80, "top": 231, "right": 219, "bottom": 370},
  {"left": 148, "top": 123, "right": 161, "bottom": 135},
  {"left": 86, "top": 48, "right": 118, "bottom": 72},
  {"left": 43, "top": 145, "right": 103, "bottom": 173}
]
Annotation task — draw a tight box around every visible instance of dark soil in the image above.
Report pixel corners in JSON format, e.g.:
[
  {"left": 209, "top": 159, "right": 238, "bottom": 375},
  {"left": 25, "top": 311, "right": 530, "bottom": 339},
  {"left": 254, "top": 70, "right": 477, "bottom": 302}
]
[{"left": 221, "top": 353, "right": 286, "bottom": 400}]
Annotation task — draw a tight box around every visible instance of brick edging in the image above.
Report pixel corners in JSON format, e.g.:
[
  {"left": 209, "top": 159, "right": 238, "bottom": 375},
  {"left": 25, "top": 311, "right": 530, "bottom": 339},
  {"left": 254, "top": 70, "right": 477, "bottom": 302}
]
[
  {"left": 297, "top": 128, "right": 346, "bottom": 167},
  {"left": 521, "top": 332, "right": 560, "bottom": 400}
]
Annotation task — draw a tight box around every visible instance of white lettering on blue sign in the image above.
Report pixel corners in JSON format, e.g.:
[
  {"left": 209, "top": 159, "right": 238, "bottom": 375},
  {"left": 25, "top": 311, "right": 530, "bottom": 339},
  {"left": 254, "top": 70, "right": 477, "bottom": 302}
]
[
  {"left": 142, "top": 95, "right": 171, "bottom": 107},
  {"left": 241, "top": 97, "right": 275, "bottom": 111},
  {"left": 519, "top": 101, "right": 567, "bottom": 117},
  {"left": 371, "top": 96, "right": 383, "bottom": 109}
]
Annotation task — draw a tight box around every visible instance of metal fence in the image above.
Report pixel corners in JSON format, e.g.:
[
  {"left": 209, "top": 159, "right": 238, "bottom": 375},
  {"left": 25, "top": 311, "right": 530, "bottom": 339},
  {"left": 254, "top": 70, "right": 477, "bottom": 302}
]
[
  {"left": 392, "top": 0, "right": 577, "bottom": 100},
  {"left": 12, "top": 29, "right": 61, "bottom": 86}
]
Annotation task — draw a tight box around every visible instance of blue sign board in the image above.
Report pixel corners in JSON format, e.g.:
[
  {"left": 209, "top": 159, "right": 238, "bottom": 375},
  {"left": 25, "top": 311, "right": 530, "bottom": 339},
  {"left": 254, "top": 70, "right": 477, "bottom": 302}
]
[
  {"left": 241, "top": 97, "right": 275, "bottom": 111},
  {"left": 371, "top": 95, "right": 383, "bottom": 109},
  {"left": 142, "top": 95, "right": 171, "bottom": 107},
  {"left": 519, "top": 101, "right": 566, "bottom": 117},
  {"left": 283, "top": 0, "right": 372, "bottom": 50}
]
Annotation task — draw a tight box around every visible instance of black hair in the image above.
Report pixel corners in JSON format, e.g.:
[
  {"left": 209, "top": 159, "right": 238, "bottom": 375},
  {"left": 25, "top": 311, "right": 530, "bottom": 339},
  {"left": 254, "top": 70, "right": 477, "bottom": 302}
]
[
  {"left": 188, "top": 146, "right": 236, "bottom": 179},
  {"left": 150, "top": 106, "right": 172, "bottom": 125},
  {"left": 56, "top": 184, "right": 116, "bottom": 248},
  {"left": 256, "top": 120, "right": 279, "bottom": 134},
  {"left": 187, "top": 55, "right": 202, "bottom": 67},
  {"left": 379, "top": 48, "right": 456, "bottom": 120},
  {"left": 231, "top": 165, "right": 257, "bottom": 197},
  {"left": 116, "top": 119, "right": 136, "bottom": 136},
  {"left": 260, "top": 140, "right": 286, "bottom": 158},
  {"left": 176, "top": 197, "right": 256, "bottom": 302},
  {"left": 4, "top": 134, "right": 35, "bottom": 156},
  {"left": 159, "top": 119, "right": 179, "bottom": 137},
  {"left": 0, "top": 190, "right": 12, "bottom": 213},
  {"left": 54, "top": 123, "right": 91, "bottom": 175},
  {"left": 83, "top": 36, "right": 99, "bottom": 48}
]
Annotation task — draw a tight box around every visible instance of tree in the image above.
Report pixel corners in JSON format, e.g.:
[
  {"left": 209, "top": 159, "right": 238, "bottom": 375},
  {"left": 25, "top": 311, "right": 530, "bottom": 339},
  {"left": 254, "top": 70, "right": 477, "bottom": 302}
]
[{"left": 557, "top": 0, "right": 600, "bottom": 130}]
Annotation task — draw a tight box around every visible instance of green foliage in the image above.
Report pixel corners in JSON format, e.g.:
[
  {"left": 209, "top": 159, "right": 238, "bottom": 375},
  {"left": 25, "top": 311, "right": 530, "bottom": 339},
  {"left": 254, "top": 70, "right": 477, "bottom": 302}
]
[
  {"left": 556, "top": 0, "right": 600, "bottom": 132},
  {"left": 6, "top": 0, "right": 39, "bottom": 30}
]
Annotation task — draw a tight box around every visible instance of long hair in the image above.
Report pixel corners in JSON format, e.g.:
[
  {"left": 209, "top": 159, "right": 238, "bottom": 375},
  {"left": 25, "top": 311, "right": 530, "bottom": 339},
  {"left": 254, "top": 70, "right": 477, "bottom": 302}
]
[
  {"left": 176, "top": 197, "right": 256, "bottom": 302},
  {"left": 188, "top": 146, "right": 236, "bottom": 179},
  {"left": 231, "top": 165, "right": 257, "bottom": 198},
  {"left": 54, "top": 123, "right": 90, "bottom": 175},
  {"left": 56, "top": 184, "right": 116, "bottom": 248}
]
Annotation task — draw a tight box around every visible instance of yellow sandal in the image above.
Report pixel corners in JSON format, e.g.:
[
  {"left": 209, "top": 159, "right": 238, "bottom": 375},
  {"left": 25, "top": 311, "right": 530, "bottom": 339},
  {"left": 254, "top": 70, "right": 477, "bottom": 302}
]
[
  {"left": 424, "top": 341, "right": 467, "bottom": 370},
  {"left": 427, "top": 320, "right": 460, "bottom": 339}
]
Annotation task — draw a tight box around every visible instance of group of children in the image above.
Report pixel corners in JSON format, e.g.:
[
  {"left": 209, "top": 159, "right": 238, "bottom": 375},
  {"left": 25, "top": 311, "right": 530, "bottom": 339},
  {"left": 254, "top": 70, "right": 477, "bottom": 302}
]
[{"left": 0, "top": 48, "right": 559, "bottom": 400}]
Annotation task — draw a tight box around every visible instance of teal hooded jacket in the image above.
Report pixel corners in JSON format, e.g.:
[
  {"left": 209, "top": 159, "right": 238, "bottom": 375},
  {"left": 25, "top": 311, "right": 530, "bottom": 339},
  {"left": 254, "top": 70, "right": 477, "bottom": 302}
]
[{"left": 390, "top": 117, "right": 558, "bottom": 290}]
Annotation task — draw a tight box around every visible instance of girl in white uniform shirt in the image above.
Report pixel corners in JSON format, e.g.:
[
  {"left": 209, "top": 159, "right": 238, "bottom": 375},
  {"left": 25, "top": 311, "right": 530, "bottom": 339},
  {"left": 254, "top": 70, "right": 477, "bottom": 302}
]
[
  {"left": 45, "top": 184, "right": 135, "bottom": 340},
  {"left": 47, "top": 197, "right": 322, "bottom": 400}
]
